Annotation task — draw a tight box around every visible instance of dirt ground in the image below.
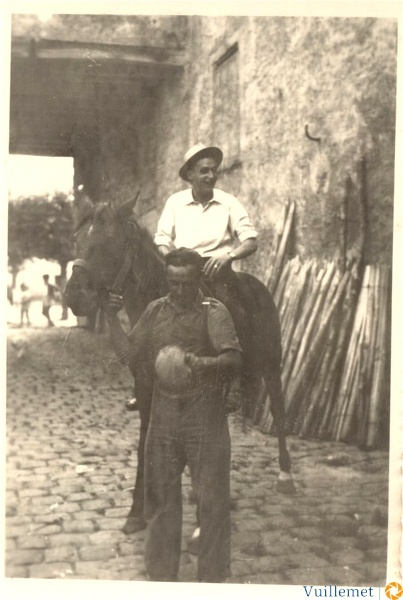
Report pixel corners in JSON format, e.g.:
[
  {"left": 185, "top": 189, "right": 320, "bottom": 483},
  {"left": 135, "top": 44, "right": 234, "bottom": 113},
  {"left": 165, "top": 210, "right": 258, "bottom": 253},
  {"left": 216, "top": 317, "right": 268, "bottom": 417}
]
[{"left": 5, "top": 317, "right": 391, "bottom": 585}]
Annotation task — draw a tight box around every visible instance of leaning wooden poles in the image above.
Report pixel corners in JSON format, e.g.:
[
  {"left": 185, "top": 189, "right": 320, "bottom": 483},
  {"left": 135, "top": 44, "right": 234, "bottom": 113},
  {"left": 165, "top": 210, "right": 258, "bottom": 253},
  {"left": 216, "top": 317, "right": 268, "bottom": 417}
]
[{"left": 255, "top": 200, "right": 390, "bottom": 449}]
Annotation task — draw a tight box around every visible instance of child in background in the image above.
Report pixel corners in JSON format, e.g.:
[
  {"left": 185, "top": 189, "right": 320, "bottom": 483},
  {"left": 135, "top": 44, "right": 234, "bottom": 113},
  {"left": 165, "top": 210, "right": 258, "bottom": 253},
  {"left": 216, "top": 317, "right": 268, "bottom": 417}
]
[{"left": 18, "top": 283, "right": 32, "bottom": 326}]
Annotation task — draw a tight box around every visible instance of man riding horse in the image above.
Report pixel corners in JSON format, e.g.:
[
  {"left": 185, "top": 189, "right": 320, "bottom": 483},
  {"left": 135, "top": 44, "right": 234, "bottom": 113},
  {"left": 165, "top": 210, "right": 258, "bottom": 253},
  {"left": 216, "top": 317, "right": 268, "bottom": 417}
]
[
  {"left": 127, "top": 143, "right": 257, "bottom": 413},
  {"left": 155, "top": 143, "right": 257, "bottom": 347}
]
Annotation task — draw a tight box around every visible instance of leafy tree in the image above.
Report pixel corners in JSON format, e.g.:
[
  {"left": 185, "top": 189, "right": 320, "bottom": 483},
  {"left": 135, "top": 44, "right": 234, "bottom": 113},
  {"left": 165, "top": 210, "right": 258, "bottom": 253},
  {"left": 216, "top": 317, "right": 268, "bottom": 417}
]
[{"left": 8, "top": 192, "right": 75, "bottom": 318}]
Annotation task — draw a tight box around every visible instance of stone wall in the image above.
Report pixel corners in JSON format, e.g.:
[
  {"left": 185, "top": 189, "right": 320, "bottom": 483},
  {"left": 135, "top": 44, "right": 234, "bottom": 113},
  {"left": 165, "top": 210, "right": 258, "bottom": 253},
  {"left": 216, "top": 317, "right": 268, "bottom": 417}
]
[
  {"left": 11, "top": 13, "right": 188, "bottom": 210},
  {"left": 141, "top": 70, "right": 189, "bottom": 233},
  {"left": 150, "top": 16, "right": 397, "bottom": 279}
]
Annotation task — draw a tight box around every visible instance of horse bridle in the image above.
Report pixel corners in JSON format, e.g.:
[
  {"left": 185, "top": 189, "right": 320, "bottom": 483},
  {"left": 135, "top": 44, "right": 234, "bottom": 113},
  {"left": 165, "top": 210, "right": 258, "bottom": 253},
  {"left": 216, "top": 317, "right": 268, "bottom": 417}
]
[
  {"left": 72, "top": 244, "right": 134, "bottom": 295},
  {"left": 72, "top": 221, "right": 136, "bottom": 295}
]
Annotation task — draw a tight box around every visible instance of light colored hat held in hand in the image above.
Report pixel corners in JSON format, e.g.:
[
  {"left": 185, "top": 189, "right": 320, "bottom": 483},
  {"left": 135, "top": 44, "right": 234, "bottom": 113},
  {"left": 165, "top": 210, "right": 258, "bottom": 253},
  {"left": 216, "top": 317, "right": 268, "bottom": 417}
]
[
  {"left": 155, "top": 345, "right": 193, "bottom": 392},
  {"left": 179, "top": 143, "right": 223, "bottom": 182}
]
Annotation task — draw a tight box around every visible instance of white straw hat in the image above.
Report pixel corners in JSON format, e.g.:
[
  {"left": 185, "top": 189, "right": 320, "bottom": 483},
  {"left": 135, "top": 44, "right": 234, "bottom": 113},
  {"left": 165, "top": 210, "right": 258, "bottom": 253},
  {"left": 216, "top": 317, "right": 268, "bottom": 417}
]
[{"left": 179, "top": 143, "right": 223, "bottom": 182}]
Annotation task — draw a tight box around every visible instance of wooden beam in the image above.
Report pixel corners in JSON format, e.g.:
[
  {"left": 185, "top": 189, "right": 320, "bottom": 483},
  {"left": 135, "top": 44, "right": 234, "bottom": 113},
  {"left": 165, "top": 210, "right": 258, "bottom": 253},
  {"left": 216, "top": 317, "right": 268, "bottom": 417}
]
[{"left": 11, "top": 38, "right": 185, "bottom": 69}]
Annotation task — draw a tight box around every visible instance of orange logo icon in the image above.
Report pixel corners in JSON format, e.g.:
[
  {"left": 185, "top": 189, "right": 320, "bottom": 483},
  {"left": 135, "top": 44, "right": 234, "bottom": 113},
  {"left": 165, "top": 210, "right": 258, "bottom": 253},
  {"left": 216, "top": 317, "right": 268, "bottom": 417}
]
[{"left": 385, "top": 582, "right": 403, "bottom": 600}]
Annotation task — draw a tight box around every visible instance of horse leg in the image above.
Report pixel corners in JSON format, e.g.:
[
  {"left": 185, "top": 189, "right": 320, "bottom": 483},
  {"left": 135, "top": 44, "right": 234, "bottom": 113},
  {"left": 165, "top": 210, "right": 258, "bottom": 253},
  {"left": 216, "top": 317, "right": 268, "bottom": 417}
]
[
  {"left": 125, "top": 384, "right": 139, "bottom": 411},
  {"left": 122, "top": 427, "right": 148, "bottom": 533},
  {"left": 122, "top": 381, "right": 152, "bottom": 534},
  {"left": 240, "top": 369, "right": 263, "bottom": 421},
  {"left": 264, "top": 370, "right": 296, "bottom": 493}
]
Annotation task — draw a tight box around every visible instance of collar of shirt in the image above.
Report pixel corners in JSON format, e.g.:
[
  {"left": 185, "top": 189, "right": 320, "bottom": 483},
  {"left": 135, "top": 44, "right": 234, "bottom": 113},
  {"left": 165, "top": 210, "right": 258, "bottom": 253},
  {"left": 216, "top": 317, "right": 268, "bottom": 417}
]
[
  {"left": 165, "top": 289, "right": 205, "bottom": 314},
  {"left": 183, "top": 189, "right": 222, "bottom": 207}
]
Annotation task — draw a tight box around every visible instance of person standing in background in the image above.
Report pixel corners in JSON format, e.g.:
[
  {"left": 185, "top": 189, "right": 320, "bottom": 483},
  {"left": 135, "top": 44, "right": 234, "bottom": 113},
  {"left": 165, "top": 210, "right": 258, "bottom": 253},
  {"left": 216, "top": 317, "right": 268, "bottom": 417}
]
[
  {"left": 18, "top": 283, "right": 32, "bottom": 327},
  {"left": 42, "top": 274, "right": 59, "bottom": 327}
]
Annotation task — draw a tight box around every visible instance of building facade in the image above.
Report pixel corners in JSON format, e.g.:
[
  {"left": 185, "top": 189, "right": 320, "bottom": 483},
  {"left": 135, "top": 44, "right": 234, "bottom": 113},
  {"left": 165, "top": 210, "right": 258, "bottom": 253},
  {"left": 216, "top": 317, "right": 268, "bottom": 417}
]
[{"left": 10, "top": 14, "right": 398, "bottom": 279}]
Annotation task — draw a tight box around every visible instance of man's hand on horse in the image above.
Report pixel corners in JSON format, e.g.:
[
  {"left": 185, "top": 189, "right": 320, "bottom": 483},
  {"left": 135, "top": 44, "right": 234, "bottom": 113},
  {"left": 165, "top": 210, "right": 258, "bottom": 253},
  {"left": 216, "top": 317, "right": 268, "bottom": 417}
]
[
  {"left": 203, "top": 254, "right": 232, "bottom": 279},
  {"left": 102, "top": 291, "right": 124, "bottom": 315}
]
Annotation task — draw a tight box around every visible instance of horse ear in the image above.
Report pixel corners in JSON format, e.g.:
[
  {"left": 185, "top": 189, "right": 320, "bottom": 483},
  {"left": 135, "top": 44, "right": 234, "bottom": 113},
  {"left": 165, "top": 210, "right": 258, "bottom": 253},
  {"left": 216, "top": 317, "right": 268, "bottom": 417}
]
[
  {"left": 117, "top": 190, "right": 141, "bottom": 219},
  {"left": 74, "top": 193, "right": 94, "bottom": 231},
  {"left": 78, "top": 194, "right": 94, "bottom": 215}
]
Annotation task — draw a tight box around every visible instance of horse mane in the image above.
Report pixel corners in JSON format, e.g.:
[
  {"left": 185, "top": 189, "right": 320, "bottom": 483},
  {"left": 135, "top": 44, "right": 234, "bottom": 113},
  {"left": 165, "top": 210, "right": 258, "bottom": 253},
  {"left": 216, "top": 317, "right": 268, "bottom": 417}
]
[
  {"left": 126, "top": 214, "right": 169, "bottom": 299},
  {"left": 79, "top": 201, "right": 168, "bottom": 301}
]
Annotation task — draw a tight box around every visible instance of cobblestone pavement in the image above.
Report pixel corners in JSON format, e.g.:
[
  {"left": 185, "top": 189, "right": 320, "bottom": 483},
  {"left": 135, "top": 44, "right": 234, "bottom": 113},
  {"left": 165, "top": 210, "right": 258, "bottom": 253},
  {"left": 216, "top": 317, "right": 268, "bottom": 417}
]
[{"left": 5, "top": 325, "right": 389, "bottom": 585}]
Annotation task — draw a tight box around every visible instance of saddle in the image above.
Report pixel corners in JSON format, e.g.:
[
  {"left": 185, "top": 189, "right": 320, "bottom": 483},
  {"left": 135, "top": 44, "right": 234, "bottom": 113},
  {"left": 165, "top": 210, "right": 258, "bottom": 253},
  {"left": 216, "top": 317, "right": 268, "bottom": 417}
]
[{"left": 201, "top": 268, "right": 255, "bottom": 354}]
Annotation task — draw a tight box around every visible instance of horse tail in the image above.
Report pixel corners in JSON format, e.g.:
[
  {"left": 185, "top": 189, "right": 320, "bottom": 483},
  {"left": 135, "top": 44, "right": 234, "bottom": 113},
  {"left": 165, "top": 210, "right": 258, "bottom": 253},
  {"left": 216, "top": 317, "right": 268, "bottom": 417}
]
[{"left": 236, "top": 272, "right": 282, "bottom": 368}]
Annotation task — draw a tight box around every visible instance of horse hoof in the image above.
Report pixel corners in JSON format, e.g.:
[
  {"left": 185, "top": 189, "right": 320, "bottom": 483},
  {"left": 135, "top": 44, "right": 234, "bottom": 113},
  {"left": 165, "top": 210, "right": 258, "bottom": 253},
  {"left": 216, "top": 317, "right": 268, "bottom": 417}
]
[
  {"left": 122, "top": 516, "right": 147, "bottom": 534},
  {"left": 276, "top": 477, "right": 296, "bottom": 495}
]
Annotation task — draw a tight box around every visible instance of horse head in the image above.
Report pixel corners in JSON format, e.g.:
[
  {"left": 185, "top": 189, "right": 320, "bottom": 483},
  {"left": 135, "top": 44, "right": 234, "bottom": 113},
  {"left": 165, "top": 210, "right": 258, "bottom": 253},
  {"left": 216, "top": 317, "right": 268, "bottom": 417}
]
[{"left": 65, "top": 193, "right": 141, "bottom": 317}]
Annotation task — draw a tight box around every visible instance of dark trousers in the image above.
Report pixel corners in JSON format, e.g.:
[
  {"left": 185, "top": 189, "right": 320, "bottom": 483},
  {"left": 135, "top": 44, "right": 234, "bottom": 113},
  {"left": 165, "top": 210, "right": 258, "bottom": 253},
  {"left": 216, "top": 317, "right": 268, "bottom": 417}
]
[
  {"left": 144, "top": 384, "right": 231, "bottom": 582},
  {"left": 202, "top": 264, "right": 250, "bottom": 352}
]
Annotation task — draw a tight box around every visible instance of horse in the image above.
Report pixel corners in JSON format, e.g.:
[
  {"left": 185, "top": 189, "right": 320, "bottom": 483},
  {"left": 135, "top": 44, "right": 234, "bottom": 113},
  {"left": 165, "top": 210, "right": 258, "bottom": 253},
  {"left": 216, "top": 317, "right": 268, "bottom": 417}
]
[{"left": 65, "top": 194, "right": 294, "bottom": 533}]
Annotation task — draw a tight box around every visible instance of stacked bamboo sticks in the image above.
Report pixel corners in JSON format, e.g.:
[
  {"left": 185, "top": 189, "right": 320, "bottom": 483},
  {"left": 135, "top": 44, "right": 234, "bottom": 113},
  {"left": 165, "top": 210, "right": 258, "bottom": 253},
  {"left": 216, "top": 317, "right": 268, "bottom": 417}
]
[
  {"left": 266, "top": 201, "right": 295, "bottom": 295},
  {"left": 256, "top": 202, "right": 390, "bottom": 448},
  {"left": 329, "top": 264, "right": 390, "bottom": 447}
]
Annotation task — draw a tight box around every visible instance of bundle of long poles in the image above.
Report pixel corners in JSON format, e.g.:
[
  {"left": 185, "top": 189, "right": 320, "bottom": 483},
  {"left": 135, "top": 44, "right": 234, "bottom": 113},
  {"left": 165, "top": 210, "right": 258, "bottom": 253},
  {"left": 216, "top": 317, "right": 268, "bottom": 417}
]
[
  {"left": 255, "top": 202, "right": 390, "bottom": 448},
  {"left": 329, "top": 264, "right": 390, "bottom": 446}
]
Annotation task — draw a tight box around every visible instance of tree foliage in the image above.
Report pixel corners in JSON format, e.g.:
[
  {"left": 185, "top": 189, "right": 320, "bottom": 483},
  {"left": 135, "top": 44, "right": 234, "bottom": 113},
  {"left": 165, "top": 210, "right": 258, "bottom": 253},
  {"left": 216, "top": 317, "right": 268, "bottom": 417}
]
[{"left": 8, "top": 192, "right": 75, "bottom": 273}]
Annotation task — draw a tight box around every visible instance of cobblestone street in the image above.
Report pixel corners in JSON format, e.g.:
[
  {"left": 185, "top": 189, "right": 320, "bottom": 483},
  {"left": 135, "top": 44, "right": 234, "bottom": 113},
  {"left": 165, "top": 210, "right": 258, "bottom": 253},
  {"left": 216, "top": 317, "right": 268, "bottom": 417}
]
[{"left": 5, "top": 324, "right": 390, "bottom": 586}]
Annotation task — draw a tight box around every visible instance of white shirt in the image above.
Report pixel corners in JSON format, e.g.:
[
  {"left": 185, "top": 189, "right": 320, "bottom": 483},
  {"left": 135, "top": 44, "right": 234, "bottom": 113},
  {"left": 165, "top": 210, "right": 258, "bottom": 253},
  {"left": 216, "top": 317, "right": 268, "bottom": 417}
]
[{"left": 154, "top": 188, "right": 258, "bottom": 258}]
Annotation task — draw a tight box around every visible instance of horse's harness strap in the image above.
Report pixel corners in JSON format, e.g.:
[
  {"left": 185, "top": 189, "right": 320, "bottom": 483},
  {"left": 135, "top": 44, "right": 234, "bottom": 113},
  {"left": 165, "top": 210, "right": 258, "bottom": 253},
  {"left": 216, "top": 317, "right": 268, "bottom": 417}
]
[
  {"left": 111, "top": 245, "right": 134, "bottom": 293},
  {"left": 72, "top": 247, "right": 133, "bottom": 294},
  {"left": 73, "top": 258, "right": 89, "bottom": 271},
  {"left": 72, "top": 219, "right": 137, "bottom": 296}
]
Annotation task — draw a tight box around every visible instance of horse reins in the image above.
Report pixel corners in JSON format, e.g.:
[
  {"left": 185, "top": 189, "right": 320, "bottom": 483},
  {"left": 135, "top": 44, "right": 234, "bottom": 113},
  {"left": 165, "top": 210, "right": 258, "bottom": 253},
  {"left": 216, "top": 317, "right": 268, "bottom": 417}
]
[
  {"left": 73, "top": 246, "right": 134, "bottom": 295},
  {"left": 73, "top": 218, "right": 144, "bottom": 295},
  {"left": 72, "top": 214, "right": 209, "bottom": 298}
]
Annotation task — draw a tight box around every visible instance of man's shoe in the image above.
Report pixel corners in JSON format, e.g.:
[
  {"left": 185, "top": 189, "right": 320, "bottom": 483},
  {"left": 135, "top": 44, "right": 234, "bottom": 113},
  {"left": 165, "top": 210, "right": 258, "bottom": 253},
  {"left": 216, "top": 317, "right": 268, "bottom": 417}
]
[
  {"left": 125, "top": 398, "right": 139, "bottom": 412},
  {"left": 122, "top": 516, "right": 147, "bottom": 534},
  {"left": 146, "top": 574, "right": 179, "bottom": 582}
]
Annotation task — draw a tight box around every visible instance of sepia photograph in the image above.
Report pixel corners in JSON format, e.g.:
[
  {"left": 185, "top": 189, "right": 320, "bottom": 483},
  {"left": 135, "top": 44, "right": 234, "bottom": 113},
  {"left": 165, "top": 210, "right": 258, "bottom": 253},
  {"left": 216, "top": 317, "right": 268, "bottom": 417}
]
[{"left": 1, "top": 2, "right": 401, "bottom": 599}]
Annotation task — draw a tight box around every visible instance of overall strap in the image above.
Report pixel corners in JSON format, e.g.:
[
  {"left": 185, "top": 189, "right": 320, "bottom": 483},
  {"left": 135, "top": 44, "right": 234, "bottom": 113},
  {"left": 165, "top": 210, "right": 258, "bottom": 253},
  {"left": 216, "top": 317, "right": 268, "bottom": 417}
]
[
  {"left": 201, "top": 300, "right": 215, "bottom": 355},
  {"left": 148, "top": 301, "right": 165, "bottom": 357}
]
